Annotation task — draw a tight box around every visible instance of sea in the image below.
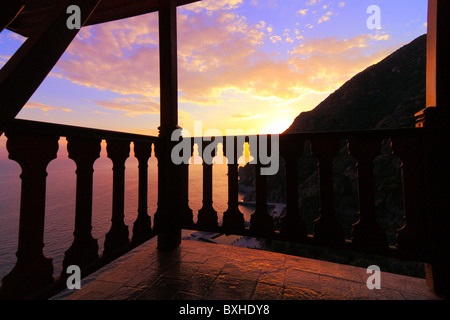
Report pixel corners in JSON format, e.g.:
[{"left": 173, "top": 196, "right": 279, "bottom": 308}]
[{"left": 0, "top": 137, "right": 256, "bottom": 284}]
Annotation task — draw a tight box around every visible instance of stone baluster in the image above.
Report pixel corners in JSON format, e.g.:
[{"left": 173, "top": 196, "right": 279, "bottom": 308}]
[
  {"left": 0, "top": 133, "right": 58, "bottom": 299},
  {"left": 391, "top": 135, "right": 427, "bottom": 255},
  {"left": 197, "top": 139, "right": 218, "bottom": 231},
  {"left": 62, "top": 136, "right": 101, "bottom": 273},
  {"left": 103, "top": 139, "right": 130, "bottom": 255},
  {"left": 222, "top": 136, "right": 245, "bottom": 234},
  {"left": 250, "top": 138, "right": 274, "bottom": 237},
  {"left": 347, "top": 136, "right": 388, "bottom": 249},
  {"left": 179, "top": 140, "right": 193, "bottom": 228},
  {"left": 310, "top": 138, "right": 344, "bottom": 244},
  {"left": 132, "top": 141, "right": 153, "bottom": 243},
  {"left": 279, "top": 137, "right": 307, "bottom": 241}
]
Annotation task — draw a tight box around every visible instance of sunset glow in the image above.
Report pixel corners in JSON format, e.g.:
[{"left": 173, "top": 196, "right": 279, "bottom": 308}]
[{"left": 0, "top": 0, "right": 427, "bottom": 136}]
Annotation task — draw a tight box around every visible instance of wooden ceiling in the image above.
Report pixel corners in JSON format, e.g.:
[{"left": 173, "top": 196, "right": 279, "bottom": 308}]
[{"left": 6, "top": 0, "right": 201, "bottom": 37}]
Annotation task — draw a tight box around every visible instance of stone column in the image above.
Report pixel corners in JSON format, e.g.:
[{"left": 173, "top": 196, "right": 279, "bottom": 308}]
[
  {"left": 132, "top": 141, "right": 153, "bottom": 243},
  {"left": 62, "top": 137, "right": 101, "bottom": 272},
  {"left": 103, "top": 139, "right": 130, "bottom": 255},
  {"left": 0, "top": 133, "right": 58, "bottom": 299}
]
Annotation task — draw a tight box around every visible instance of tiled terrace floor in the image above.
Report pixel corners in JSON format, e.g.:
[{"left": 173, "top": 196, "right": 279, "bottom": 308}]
[{"left": 64, "top": 236, "right": 440, "bottom": 300}]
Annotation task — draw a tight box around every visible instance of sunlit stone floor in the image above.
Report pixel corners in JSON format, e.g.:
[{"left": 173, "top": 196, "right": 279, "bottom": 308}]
[{"left": 62, "top": 233, "right": 440, "bottom": 300}]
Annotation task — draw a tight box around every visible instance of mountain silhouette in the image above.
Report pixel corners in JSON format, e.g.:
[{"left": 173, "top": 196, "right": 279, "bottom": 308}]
[{"left": 284, "top": 34, "right": 426, "bottom": 133}]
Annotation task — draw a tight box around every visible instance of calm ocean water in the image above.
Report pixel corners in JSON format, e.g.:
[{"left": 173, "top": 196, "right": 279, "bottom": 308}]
[{"left": 0, "top": 137, "right": 254, "bottom": 283}]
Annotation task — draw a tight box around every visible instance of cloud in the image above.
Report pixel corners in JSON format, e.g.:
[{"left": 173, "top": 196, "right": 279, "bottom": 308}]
[
  {"left": 53, "top": 4, "right": 396, "bottom": 114},
  {"left": 270, "top": 35, "right": 282, "bottom": 43},
  {"left": 288, "top": 34, "right": 394, "bottom": 92},
  {"left": 318, "top": 15, "right": 330, "bottom": 23},
  {"left": 24, "top": 102, "right": 72, "bottom": 112},
  {"left": 230, "top": 113, "right": 266, "bottom": 121},
  {"left": 182, "top": 0, "right": 243, "bottom": 12},
  {"left": 372, "top": 32, "right": 391, "bottom": 41},
  {"left": 306, "top": 0, "right": 321, "bottom": 5},
  {"left": 318, "top": 11, "right": 333, "bottom": 24},
  {"left": 298, "top": 9, "right": 308, "bottom": 16},
  {"left": 0, "top": 55, "right": 10, "bottom": 67},
  {"left": 291, "top": 34, "right": 387, "bottom": 56},
  {"left": 94, "top": 95, "right": 159, "bottom": 116}
]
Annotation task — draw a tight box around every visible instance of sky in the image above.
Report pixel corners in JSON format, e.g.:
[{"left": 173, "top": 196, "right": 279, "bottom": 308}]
[{"left": 0, "top": 0, "right": 428, "bottom": 136}]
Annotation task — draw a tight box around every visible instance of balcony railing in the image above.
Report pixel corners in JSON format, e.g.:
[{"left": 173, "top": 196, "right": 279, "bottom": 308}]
[
  {"left": 0, "top": 119, "right": 159, "bottom": 299},
  {"left": 0, "top": 119, "right": 429, "bottom": 299},
  {"left": 184, "top": 129, "right": 428, "bottom": 262}
]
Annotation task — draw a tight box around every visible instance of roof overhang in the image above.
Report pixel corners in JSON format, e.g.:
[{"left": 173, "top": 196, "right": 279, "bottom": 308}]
[{"left": 6, "top": 0, "right": 201, "bottom": 37}]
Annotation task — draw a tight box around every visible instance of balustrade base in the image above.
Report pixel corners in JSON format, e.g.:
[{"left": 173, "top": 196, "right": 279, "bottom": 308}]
[
  {"left": 249, "top": 211, "right": 274, "bottom": 238},
  {"left": 62, "top": 236, "right": 99, "bottom": 274},
  {"left": 104, "top": 224, "right": 130, "bottom": 256},
  {"left": 280, "top": 214, "right": 307, "bottom": 242},
  {"left": 222, "top": 209, "right": 245, "bottom": 235},
  {"left": 132, "top": 214, "right": 152, "bottom": 243},
  {"left": 197, "top": 207, "right": 219, "bottom": 231},
  {"left": 313, "top": 216, "right": 345, "bottom": 245},
  {"left": 180, "top": 206, "right": 194, "bottom": 229},
  {"left": 157, "top": 228, "right": 182, "bottom": 251},
  {"left": 351, "top": 220, "right": 388, "bottom": 250},
  {"left": 0, "top": 256, "right": 53, "bottom": 300}
]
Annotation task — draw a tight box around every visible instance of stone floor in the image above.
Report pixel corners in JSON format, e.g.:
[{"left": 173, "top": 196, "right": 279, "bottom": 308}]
[{"left": 63, "top": 236, "right": 440, "bottom": 300}]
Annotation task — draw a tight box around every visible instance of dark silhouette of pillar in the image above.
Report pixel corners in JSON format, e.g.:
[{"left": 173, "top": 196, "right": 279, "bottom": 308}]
[
  {"left": 180, "top": 159, "right": 194, "bottom": 229},
  {"left": 103, "top": 139, "right": 130, "bottom": 255},
  {"left": 0, "top": 133, "right": 58, "bottom": 299},
  {"left": 279, "top": 137, "right": 306, "bottom": 241},
  {"left": 347, "top": 136, "right": 387, "bottom": 249},
  {"left": 62, "top": 136, "right": 101, "bottom": 273},
  {"left": 415, "top": 0, "right": 450, "bottom": 297},
  {"left": 250, "top": 138, "right": 274, "bottom": 237},
  {"left": 222, "top": 136, "right": 245, "bottom": 234},
  {"left": 132, "top": 141, "right": 153, "bottom": 243},
  {"left": 391, "top": 134, "right": 427, "bottom": 256},
  {"left": 249, "top": 163, "right": 274, "bottom": 237},
  {"left": 197, "top": 140, "right": 218, "bottom": 231},
  {"left": 154, "top": 0, "right": 182, "bottom": 250},
  {"left": 310, "top": 138, "right": 344, "bottom": 244}
]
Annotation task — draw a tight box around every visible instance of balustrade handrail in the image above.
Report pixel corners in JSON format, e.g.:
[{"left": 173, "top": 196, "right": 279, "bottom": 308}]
[
  {"left": 185, "top": 127, "right": 424, "bottom": 142},
  {"left": 0, "top": 118, "right": 160, "bottom": 143}
]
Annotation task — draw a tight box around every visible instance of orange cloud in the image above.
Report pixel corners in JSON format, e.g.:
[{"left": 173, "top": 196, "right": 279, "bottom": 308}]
[
  {"left": 183, "top": 0, "right": 243, "bottom": 12},
  {"left": 94, "top": 95, "right": 159, "bottom": 116},
  {"left": 53, "top": 3, "right": 397, "bottom": 117},
  {"left": 24, "top": 102, "right": 72, "bottom": 113},
  {"left": 230, "top": 113, "right": 266, "bottom": 121}
]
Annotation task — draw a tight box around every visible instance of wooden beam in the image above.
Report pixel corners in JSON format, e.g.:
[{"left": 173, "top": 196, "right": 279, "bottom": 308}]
[
  {"left": 155, "top": 0, "right": 182, "bottom": 250},
  {"left": 419, "top": 0, "right": 450, "bottom": 298},
  {"left": 426, "top": 0, "right": 450, "bottom": 109},
  {"left": 158, "top": 0, "right": 179, "bottom": 132},
  {"left": 0, "top": 1, "right": 25, "bottom": 33},
  {"left": 6, "top": 0, "right": 202, "bottom": 38},
  {"left": 0, "top": 0, "right": 102, "bottom": 123}
]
